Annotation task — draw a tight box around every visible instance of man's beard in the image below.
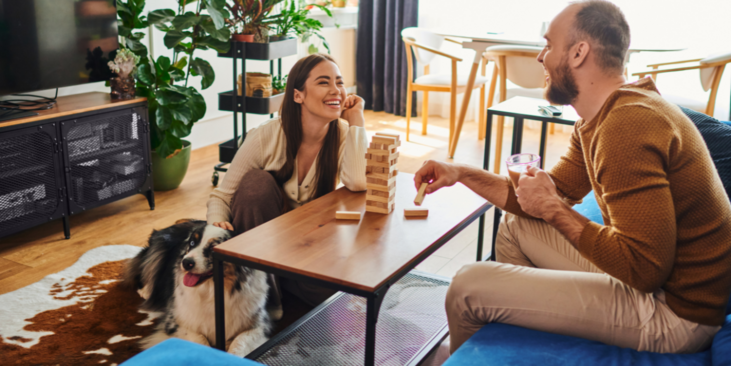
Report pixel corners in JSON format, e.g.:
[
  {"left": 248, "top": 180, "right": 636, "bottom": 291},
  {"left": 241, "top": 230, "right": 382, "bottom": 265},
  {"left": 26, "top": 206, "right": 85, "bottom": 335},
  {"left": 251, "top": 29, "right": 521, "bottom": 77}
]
[{"left": 544, "top": 57, "right": 579, "bottom": 105}]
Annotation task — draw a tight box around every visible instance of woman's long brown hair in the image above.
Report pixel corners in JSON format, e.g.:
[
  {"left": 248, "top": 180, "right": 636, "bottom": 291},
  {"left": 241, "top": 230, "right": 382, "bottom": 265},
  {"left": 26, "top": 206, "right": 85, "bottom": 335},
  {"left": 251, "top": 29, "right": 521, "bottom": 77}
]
[{"left": 273, "top": 54, "right": 341, "bottom": 199}]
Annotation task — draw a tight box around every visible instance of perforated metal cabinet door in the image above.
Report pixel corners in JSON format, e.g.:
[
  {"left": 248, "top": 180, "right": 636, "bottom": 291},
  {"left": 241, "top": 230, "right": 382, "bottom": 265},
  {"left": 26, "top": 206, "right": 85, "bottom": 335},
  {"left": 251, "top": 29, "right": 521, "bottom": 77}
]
[
  {"left": 0, "top": 123, "right": 67, "bottom": 238},
  {"left": 60, "top": 108, "right": 151, "bottom": 214}
]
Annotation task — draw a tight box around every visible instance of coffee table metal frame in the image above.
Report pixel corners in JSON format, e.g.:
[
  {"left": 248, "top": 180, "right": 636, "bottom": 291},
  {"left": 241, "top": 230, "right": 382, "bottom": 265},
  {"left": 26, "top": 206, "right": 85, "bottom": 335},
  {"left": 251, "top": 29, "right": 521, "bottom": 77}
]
[
  {"left": 212, "top": 202, "right": 493, "bottom": 366},
  {"left": 476, "top": 96, "right": 577, "bottom": 261}
]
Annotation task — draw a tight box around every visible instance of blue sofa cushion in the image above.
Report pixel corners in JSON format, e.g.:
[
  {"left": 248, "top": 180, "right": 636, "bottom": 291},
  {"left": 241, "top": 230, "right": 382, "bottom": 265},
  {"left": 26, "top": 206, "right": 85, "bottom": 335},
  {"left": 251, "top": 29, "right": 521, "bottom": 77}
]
[
  {"left": 712, "top": 314, "right": 731, "bottom": 366},
  {"left": 679, "top": 107, "right": 731, "bottom": 198},
  {"left": 573, "top": 191, "right": 604, "bottom": 225},
  {"left": 444, "top": 323, "right": 711, "bottom": 366},
  {"left": 121, "top": 339, "right": 264, "bottom": 366}
]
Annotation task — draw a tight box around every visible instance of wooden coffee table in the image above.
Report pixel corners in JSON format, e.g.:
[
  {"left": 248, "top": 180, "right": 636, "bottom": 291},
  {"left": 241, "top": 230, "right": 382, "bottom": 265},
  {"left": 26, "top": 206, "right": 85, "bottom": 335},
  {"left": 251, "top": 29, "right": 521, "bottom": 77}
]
[{"left": 212, "top": 173, "right": 492, "bottom": 365}]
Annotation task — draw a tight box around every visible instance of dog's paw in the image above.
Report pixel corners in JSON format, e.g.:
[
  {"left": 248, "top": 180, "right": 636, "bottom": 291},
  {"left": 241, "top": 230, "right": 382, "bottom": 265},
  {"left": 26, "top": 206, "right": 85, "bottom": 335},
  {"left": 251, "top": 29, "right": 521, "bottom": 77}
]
[
  {"left": 267, "top": 305, "right": 283, "bottom": 321},
  {"left": 228, "top": 330, "right": 267, "bottom": 357}
]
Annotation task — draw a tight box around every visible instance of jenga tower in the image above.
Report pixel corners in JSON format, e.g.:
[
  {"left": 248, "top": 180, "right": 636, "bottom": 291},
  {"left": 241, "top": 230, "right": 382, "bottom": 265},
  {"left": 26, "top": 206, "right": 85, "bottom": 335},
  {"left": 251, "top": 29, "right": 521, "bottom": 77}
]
[{"left": 365, "top": 133, "right": 400, "bottom": 214}]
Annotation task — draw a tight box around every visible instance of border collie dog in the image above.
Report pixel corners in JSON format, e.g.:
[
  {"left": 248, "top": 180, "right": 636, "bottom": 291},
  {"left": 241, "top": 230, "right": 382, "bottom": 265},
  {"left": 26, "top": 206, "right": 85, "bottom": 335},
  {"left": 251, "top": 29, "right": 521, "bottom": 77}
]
[{"left": 124, "top": 219, "right": 270, "bottom": 356}]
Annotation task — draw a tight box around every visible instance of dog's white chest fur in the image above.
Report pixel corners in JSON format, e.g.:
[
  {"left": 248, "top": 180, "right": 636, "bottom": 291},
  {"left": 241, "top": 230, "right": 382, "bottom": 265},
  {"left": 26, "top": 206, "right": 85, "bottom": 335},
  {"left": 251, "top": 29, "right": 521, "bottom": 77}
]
[{"left": 173, "top": 270, "right": 268, "bottom": 345}]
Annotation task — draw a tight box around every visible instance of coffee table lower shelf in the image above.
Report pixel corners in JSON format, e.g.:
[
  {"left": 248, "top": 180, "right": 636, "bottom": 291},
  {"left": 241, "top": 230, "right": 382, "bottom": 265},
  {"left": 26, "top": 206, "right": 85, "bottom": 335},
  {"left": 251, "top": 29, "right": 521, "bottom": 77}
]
[{"left": 248, "top": 271, "right": 451, "bottom": 366}]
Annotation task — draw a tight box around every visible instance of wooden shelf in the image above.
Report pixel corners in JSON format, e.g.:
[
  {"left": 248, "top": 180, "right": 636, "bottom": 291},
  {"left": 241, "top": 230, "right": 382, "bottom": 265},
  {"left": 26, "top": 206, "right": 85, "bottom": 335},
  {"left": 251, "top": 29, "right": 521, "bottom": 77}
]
[{"left": 0, "top": 93, "right": 146, "bottom": 129}]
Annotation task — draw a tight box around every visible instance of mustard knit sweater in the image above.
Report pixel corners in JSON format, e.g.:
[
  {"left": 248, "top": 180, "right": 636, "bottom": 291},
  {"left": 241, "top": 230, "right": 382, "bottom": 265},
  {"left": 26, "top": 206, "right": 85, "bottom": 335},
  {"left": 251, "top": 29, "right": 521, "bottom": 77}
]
[{"left": 504, "top": 78, "right": 731, "bottom": 326}]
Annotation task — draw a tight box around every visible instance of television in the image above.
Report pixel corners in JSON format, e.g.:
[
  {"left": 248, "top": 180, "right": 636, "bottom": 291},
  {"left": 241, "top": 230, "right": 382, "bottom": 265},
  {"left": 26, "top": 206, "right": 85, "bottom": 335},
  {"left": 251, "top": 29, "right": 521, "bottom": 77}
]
[{"left": 0, "top": 0, "right": 119, "bottom": 96}]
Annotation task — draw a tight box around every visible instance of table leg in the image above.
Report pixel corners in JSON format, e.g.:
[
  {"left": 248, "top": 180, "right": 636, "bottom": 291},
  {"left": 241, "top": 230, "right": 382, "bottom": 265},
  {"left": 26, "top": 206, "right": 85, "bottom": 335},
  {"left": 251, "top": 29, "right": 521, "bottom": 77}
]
[
  {"left": 476, "top": 213, "right": 486, "bottom": 261},
  {"left": 539, "top": 121, "right": 548, "bottom": 169},
  {"left": 449, "top": 52, "right": 482, "bottom": 158},
  {"left": 491, "top": 208, "right": 502, "bottom": 261},
  {"left": 511, "top": 117, "right": 525, "bottom": 155},
  {"left": 483, "top": 111, "right": 494, "bottom": 171},
  {"left": 214, "top": 257, "right": 226, "bottom": 351},
  {"left": 365, "top": 288, "right": 387, "bottom": 366}
]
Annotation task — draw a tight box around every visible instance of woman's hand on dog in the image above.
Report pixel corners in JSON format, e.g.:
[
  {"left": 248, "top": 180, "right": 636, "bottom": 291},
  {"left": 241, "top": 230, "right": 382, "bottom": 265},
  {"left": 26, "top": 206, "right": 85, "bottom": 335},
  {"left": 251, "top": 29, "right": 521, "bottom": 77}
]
[
  {"left": 213, "top": 222, "right": 234, "bottom": 231},
  {"left": 340, "top": 94, "right": 365, "bottom": 127}
]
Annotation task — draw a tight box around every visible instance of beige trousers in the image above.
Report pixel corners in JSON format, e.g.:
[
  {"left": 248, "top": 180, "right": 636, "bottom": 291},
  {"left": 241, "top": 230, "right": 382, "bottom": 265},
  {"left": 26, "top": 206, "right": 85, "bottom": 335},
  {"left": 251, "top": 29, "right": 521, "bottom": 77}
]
[{"left": 445, "top": 213, "right": 720, "bottom": 354}]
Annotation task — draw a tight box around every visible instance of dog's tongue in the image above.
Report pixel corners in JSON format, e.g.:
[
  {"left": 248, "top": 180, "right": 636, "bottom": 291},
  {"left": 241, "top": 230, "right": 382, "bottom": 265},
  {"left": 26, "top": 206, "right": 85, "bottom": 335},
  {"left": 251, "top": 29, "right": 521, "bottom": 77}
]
[{"left": 184, "top": 272, "right": 203, "bottom": 287}]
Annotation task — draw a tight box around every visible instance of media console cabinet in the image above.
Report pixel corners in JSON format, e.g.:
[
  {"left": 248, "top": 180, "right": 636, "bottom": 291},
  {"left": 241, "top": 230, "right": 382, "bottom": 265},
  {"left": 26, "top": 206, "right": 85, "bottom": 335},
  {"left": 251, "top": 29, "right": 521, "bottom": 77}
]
[{"left": 0, "top": 92, "right": 154, "bottom": 240}]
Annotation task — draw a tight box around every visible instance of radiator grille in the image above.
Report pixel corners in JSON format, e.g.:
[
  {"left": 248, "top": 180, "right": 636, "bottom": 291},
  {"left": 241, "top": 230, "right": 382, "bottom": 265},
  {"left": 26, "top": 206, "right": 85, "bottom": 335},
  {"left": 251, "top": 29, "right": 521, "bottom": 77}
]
[
  {"left": 65, "top": 112, "right": 146, "bottom": 208},
  {"left": 255, "top": 273, "right": 449, "bottom": 366},
  {"left": 0, "top": 130, "right": 59, "bottom": 233}
]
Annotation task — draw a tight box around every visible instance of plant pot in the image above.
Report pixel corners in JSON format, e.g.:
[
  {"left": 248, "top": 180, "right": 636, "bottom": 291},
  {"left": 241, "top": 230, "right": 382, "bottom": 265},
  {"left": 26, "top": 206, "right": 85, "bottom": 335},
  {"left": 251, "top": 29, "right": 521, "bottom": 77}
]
[
  {"left": 109, "top": 75, "right": 135, "bottom": 100},
  {"left": 254, "top": 28, "right": 269, "bottom": 43},
  {"left": 332, "top": 0, "right": 346, "bottom": 7},
  {"left": 232, "top": 33, "right": 255, "bottom": 42},
  {"left": 151, "top": 140, "right": 191, "bottom": 191}
]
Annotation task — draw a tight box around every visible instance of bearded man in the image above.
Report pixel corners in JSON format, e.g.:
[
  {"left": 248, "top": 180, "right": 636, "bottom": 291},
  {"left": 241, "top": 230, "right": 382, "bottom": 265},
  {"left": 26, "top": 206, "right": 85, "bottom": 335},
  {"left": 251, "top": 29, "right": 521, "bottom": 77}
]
[{"left": 416, "top": 0, "right": 731, "bottom": 354}]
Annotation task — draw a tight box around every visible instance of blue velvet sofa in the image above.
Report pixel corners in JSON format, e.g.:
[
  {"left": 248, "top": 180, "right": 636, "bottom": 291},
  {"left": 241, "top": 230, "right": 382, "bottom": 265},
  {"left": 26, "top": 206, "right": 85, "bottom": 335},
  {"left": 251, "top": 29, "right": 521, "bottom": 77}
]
[
  {"left": 122, "top": 338, "right": 264, "bottom": 366},
  {"left": 445, "top": 109, "right": 731, "bottom": 366}
]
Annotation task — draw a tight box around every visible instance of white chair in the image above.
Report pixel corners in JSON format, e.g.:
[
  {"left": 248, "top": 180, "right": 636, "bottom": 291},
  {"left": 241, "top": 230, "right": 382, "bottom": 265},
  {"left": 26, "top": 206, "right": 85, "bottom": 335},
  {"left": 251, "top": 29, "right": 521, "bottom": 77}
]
[
  {"left": 633, "top": 51, "right": 731, "bottom": 117},
  {"left": 482, "top": 45, "right": 546, "bottom": 174},
  {"left": 402, "top": 27, "right": 490, "bottom": 150}
]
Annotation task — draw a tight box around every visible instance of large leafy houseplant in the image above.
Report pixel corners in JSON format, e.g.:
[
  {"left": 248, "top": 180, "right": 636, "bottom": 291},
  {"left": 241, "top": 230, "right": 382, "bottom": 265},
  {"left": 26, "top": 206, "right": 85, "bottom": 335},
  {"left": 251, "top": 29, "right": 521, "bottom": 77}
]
[{"left": 116, "top": 0, "right": 231, "bottom": 158}]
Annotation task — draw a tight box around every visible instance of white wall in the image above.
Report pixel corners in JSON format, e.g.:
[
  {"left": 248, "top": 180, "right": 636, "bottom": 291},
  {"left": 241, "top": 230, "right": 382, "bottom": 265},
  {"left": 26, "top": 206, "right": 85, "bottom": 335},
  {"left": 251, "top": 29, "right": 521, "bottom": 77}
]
[{"left": 418, "top": 0, "right": 731, "bottom": 120}]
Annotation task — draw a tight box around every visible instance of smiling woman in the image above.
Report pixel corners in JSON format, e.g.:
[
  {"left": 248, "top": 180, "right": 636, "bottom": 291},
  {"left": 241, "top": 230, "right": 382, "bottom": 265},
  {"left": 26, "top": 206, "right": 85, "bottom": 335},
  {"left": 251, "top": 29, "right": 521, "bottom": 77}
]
[{"left": 205, "top": 54, "right": 368, "bottom": 318}]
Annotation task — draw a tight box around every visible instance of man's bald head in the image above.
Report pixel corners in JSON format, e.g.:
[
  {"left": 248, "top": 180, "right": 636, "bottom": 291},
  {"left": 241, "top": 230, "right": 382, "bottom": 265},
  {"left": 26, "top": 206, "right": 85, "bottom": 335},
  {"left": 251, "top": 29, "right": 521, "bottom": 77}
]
[{"left": 566, "top": 0, "right": 630, "bottom": 75}]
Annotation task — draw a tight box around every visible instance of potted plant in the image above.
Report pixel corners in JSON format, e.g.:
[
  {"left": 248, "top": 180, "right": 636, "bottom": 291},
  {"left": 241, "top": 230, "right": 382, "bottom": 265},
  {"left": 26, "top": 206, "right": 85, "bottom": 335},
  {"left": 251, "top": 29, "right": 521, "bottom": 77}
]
[
  {"left": 226, "top": 0, "right": 283, "bottom": 43},
  {"left": 275, "top": 0, "right": 332, "bottom": 53},
  {"left": 107, "top": 48, "right": 140, "bottom": 100},
  {"left": 117, "top": 0, "right": 231, "bottom": 190},
  {"left": 272, "top": 74, "right": 287, "bottom": 95}
]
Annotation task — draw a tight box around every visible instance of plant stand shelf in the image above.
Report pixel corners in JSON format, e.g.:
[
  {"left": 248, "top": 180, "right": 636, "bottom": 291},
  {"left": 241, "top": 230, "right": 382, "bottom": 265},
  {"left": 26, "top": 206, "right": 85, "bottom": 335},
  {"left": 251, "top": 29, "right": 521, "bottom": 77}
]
[{"left": 212, "top": 37, "right": 297, "bottom": 186}]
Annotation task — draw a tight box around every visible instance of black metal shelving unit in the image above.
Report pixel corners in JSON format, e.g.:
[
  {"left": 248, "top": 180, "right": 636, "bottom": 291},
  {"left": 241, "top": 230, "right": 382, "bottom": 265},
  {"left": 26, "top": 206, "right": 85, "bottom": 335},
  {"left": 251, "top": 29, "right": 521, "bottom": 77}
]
[{"left": 212, "top": 37, "right": 297, "bottom": 186}]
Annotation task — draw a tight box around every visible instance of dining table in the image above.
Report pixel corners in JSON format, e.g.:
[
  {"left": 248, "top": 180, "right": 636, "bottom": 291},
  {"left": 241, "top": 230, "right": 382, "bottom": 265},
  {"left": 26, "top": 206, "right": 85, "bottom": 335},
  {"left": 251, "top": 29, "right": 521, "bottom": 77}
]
[{"left": 436, "top": 30, "right": 686, "bottom": 157}]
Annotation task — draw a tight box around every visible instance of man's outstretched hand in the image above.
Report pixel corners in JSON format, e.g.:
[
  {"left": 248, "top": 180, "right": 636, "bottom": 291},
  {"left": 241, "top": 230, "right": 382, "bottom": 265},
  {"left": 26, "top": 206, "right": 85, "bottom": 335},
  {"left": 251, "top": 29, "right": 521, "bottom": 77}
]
[{"left": 414, "top": 160, "right": 461, "bottom": 195}]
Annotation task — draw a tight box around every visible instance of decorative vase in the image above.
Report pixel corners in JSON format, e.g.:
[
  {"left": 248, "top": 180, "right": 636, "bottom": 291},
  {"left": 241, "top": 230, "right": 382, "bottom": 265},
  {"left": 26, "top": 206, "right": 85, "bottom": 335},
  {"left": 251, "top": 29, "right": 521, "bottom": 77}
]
[
  {"left": 232, "top": 33, "right": 255, "bottom": 42},
  {"left": 151, "top": 140, "right": 191, "bottom": 191},
  {"left": 109, "top": 75, "right": 135, "bottom": 100}
]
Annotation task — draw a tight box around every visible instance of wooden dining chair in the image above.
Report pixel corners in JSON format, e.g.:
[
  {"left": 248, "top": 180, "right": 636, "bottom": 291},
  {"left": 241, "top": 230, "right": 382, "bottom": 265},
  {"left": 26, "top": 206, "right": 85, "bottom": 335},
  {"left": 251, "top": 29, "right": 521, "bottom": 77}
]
[
  {"left": 401, "top": 27, "right": 490, "bottom": 150},
  {"left": 482, "top": 45, "right": 546, "bottom": 174},
  {"left": 633, "top": 51, "right": 731, "bottom": 117}
]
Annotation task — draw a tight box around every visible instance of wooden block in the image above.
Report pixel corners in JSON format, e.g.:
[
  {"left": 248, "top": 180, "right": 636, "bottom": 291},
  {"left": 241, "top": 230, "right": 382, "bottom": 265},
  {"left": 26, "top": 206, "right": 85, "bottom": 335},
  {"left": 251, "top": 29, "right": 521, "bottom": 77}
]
[
  {"left": 366, "top": 193, "right": 395, "bottom": 203},
  {"left": 366, "top": 200, "right": 390, "bottom": 209},
  {"left": 375, "top": 132, "right": 400, "bottom": 141},
  {"left": 367, "top": 181, "right": 396, "bottom": 192},
  {"left": 335, "top": 211, "right": 361, "bottom": 220},
  {"left": 372, "top": 136, "right": 397, "bottom": 146},
  {"left": 366, "top": 159, "right": 393, "bottom": 168},
  {"left": 369, "top": 142, "right": 397, "bottom": 151},
  {"left": 414, "top": 182, "right": 428, "bottom": 206},
  {"left": 366, "top": 175, "right": 396, "bottom": 186},
  {"left": 404, "top": 208, "right": 429, "bottom": 217},
  {"left": 366, "top": 201, "right": 395, "bottom": 214},
  {"left": 367, "top": 170, "right": 396, "bottom": 180},
  {"left": 367, "top": 189, "right": 394, "bottom": 198},
  {"left": 364, "top": 153, "right": 372, "bottom": 160}
]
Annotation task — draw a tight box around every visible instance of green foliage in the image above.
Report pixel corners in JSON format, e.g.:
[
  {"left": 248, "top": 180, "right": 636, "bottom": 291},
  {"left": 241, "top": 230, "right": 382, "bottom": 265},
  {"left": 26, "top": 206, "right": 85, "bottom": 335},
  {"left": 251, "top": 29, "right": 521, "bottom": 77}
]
[
  {"left": 117, "top": 0, "right": 225, "bottom": 158},
  {"left": 272, "top": 74, "right": 287, "bottom": 93},
  {"left": 274, "top": 0, "right": 331, "bottom": 53}
]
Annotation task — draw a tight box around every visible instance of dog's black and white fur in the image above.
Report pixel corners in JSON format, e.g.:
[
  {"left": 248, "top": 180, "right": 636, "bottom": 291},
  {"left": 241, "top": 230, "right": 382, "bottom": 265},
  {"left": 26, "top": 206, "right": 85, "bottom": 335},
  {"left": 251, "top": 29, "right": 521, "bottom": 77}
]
[{"left": 124, "top": 219, "right": 270, "bottom": 356}]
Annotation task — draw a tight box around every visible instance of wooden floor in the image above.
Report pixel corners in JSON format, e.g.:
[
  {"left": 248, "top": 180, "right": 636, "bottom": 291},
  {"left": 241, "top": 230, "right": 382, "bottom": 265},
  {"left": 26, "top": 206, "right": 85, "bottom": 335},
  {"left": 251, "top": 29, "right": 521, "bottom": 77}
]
[{"left": 0, "top": 111, "right": 572, "bottom": 294}]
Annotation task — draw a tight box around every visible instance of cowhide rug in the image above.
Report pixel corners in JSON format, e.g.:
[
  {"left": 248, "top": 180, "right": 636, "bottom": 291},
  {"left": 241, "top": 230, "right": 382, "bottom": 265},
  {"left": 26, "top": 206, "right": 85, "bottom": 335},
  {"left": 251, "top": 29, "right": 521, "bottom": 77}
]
[{"left": 0, "top": 245, "right": 156, "bottom": 365}]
